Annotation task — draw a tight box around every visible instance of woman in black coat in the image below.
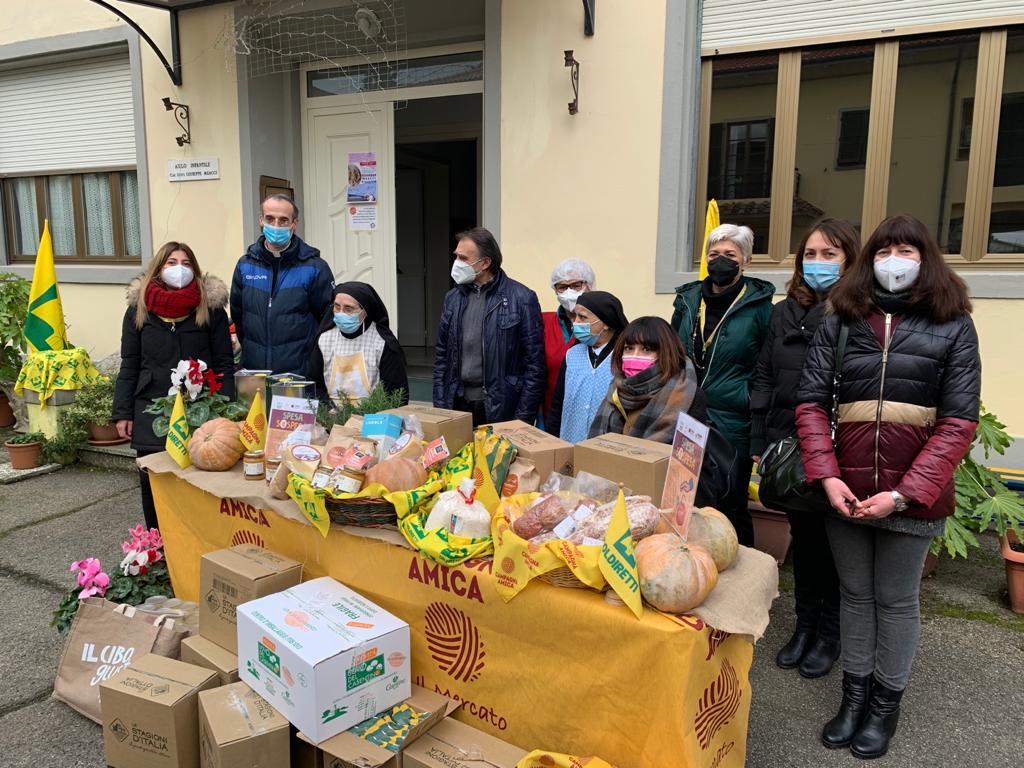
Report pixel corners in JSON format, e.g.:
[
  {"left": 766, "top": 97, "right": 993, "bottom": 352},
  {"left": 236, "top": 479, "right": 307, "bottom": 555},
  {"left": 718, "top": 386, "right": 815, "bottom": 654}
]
[
  {"left": 113, "top": 242, "right": 235, "bottom": 529},
  {"left": 750, "top": 218, "right": 860, "bottom": 678}
]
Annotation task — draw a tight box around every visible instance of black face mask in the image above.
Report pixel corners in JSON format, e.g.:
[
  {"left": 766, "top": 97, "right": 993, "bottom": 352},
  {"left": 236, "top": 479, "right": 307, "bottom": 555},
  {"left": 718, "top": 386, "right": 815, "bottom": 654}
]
[{"left": 707, "top": 256, "right": 741, "bottom": 287}]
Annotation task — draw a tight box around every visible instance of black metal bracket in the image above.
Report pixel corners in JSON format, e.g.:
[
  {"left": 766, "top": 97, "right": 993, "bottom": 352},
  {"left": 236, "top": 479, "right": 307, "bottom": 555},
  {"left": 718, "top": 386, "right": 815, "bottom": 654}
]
[
  {"left": 162, "top": 98, "right": 191, "bottom": 146},
  {"left": 564, "top": 50, "right": 580, "bottom": 115},
  {"left": 86, "top": 0, "right": 182, "bottom": 86},
  {"left": 582, "top": 0, "right": 595, "bottom": 36}
]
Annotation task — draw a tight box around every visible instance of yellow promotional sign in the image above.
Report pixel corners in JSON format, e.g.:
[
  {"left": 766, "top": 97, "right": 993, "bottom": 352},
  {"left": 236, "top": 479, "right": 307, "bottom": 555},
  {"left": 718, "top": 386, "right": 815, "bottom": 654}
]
[
  {"left": 239, "top": 388, "right": 267, "bottom": 452},
  {"left": 165, "top": 391, "right": 191, "bottom": 469},
  {"left": 598, "top": 490, "right": 643, "bottom": 619},
  {"left": 517, "top": 752, "right": 617, "bottom": 768},
  {"left": 150, "top": 470, "right": 752, "bottom": 767}
]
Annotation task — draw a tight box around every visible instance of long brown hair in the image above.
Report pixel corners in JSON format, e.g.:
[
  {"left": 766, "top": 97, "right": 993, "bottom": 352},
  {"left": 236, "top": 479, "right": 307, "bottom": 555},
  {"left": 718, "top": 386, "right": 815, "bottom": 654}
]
[
  {"left": 829, "top": 215, "right": 971, "bottom": 323},
  {"left": 787, "top": 218, "right": 861, "bottom": 308},
  {"left": 612, "top": 316, "right": 688, "bottom": 384},
  {"left": 134, "top": 241, "right": 208, "bottom": 329}
]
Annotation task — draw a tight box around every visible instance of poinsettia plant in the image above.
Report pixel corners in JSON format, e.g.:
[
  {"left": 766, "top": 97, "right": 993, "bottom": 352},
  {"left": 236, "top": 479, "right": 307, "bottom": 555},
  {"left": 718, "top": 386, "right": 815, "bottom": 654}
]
[
  {"left": 145, "top": 357, "right": 247, "bottom": 437},
  {"left": 51, "top": 525, "right": 174, "bottom": 634}
]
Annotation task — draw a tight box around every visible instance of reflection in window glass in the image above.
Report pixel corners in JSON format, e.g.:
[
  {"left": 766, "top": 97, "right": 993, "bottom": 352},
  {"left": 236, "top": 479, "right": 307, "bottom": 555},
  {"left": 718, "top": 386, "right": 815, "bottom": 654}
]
[
  {"left": 9, "top": 178, "right": 39, "bottom": 254},
  {"left": 888, "top": 35, "right": 979, "bottom": 252},
  {"left": 307, "top": 52, "right": 483, "bottom": 97},
  {"left": 988, "top": 30, "right": 1024, "bottom": 253},
  {"left": 708, "top": 54, "right": 778, "bottom": 253},
  {"left": 793, "top": 45, "right": 873, "bottom": 251},
  {"left": 46, "top": 175, "right": 77, "bottom": 256}
]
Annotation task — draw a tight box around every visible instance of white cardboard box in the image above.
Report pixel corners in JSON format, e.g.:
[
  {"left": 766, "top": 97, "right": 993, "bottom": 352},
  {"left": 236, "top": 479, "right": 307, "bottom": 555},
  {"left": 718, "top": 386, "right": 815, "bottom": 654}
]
[{"left": 236, "top": 576, "right": 411, "bottom": 744}]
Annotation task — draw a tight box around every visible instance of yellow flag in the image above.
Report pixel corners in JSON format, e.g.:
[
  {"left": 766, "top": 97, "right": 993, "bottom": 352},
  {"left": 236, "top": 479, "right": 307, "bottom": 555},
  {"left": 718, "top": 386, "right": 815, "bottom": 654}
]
[
  {"left": 239, "top": 389, "right": 267, "bottom": 452},
  {"left": 24, "top": 220, "right": 68, "bottom": 353},
  {"left": 472, "top": 430, "right": 502, "bottom": 511},
  {"left": 599, "top": 488, "right": 643, "bottom": 619},
  {"left": 165, "top": 390, "right": 191, "bottom": 468},
  {"left": 698, "top": 199, "right": 720, "bottom": 281}
]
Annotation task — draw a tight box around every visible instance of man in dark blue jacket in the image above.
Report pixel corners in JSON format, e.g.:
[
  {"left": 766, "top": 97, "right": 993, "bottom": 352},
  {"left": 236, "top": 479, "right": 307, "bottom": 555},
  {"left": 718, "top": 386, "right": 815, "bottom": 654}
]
[
  {"left": 230, "top": 195, "right": 335, "bottom": 374},
  {"left": 433, "top": 227, "right": 546, "bottom": 426}
]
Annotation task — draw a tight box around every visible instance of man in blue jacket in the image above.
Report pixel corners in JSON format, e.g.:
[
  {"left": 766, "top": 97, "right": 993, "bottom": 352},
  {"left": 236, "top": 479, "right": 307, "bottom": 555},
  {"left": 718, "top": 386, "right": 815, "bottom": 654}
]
[
  {"left": 230, "top": 195, "right": 335, "bottom": 375},
  {"left": 433, "top": 227, "right": 546, "bottom": 426}
]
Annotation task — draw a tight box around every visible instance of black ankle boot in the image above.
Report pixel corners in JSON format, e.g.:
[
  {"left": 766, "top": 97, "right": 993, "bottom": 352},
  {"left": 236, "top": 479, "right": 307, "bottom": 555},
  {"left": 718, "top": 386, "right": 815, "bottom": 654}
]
[
  {"left": 775, "top": 629, "right": 814, "bottom": 669},
  {"left": 850, "top": 679, "right": 904, "bottom": 759},
  {"left": 799, "top": 637, "right": 840, "bottom": 678},
  {"left": 821, "top": 672, "right": 872, "bottom": 749}
]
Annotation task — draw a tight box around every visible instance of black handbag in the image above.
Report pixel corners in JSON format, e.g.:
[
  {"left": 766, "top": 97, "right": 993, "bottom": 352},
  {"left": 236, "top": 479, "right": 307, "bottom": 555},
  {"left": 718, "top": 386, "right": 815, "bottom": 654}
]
[{"left": 757, "top": 322, "right": 848, "bottom": 515}]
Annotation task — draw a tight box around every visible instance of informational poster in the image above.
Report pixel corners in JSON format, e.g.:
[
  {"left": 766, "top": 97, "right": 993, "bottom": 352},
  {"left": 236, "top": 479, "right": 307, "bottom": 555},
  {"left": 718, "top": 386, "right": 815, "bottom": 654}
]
[
  {"left": 661, "top": 410, "right": 710, "bottom": 539},
  {"left": 348, "top": 205, "right": 378, "bottom": 230},
  {"left": 346, "top": 151, "right": 378, "bottom": 202},
  {"left": 264, "top": 395, "right": 317, "bottom": 460}
]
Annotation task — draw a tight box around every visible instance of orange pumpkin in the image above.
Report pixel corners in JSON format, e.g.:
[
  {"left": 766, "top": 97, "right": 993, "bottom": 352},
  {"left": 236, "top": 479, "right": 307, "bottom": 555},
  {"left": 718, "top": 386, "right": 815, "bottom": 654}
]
[
  {"left": 364, "top": 456, "right": 427, "bottom": 492},
  {"left": 687, "top": 506, "right": 739, "bottom": 571},
  {"left": 187, "top": 418, "right": 245, "bottom": 471},
  {"left": 635, "top": 534, "right": 718, "bottom": 613}
]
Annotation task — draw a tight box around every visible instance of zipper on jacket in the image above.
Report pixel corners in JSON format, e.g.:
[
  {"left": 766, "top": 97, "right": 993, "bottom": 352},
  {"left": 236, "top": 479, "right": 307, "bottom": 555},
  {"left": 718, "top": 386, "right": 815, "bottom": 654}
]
[
  {"left": 873, "top": 313, "right": 893, "bottom": 491},
  {"left": 701, "top": 293, "right": 743, "bottom": 384},
  {"left": 480, "top": 296, "right": 505, "bottom": 397}
]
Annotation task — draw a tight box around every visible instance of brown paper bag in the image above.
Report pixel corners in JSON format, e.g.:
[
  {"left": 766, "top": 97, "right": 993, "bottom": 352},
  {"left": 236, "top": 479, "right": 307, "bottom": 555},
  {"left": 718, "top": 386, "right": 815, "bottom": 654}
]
[
  {"left": 501, "top": 458, "right": 540, "bottom": 497},
  {"left": 53, "top": 598, "right": 190, "bottom": 723}
]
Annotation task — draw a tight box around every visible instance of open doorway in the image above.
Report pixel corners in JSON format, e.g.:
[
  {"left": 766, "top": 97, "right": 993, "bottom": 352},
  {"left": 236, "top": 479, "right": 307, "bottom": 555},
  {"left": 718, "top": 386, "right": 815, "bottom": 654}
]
[{"left": 394, "top": 93, "right": 481, "bottom": 386}]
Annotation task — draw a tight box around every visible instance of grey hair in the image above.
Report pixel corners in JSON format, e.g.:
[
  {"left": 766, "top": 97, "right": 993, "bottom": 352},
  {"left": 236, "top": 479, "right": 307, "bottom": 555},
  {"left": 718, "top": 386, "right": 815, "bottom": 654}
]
[
  {"left": 550, "top": 258, "right": 597, "bottom": 288},
  {"left": 707, "top": 223, "right": 754, "bottom": 263}
]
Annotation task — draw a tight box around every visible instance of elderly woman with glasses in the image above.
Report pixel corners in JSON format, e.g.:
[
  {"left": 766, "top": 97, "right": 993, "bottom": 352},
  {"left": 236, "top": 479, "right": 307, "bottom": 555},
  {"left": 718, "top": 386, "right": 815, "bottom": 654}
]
[{"left": 541, "top": 259, "right": 597, "bottom": 424}]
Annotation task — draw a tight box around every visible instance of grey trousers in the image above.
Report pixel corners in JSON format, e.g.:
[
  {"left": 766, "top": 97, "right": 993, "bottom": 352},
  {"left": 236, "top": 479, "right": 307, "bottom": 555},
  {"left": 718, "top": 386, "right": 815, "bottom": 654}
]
[{"left": 824, "top": 516, "right": 933, "bottom": 690}]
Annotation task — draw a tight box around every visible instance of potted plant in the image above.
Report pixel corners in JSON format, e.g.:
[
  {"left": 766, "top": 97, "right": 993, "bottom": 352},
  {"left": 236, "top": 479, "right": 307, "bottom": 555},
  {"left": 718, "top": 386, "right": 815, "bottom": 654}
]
[
  {"left": 42, "top": 421, "right": 82, "bottom": 466},
  {"left": 5, "top": 431, "right": 45, "bottom": 469},
  {"left": 1002, "top": 530, "right": 1024, "bottom": 614},
  {"left": 63, "top": 375, "right": 121, "bottom": 444},
  {"left": 144, "top": 358, "right": 248, "bottom": 437},
  {"left": 0, "top": 273, "right": 31, "bottom": 428}
]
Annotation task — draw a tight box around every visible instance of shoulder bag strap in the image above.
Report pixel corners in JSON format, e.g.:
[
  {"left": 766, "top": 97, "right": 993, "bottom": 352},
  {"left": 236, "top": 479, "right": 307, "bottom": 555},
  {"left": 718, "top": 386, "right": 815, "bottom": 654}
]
[{"left": 829, "top": 321, "right": 850, "bottom": 442}]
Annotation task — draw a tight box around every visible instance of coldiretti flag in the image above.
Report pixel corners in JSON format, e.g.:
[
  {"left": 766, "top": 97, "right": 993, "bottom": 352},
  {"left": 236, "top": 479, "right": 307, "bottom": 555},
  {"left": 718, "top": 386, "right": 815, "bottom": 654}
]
[
  {"left": 23, "top": 220, "right": 68, "bottom": 353},
  {"left": 239, "top": 389, "right": 267, "bottom": 452},
  {"left": 599, "top": 488, "right": 643, "bottom": 618},
  {"left": 698, "top": 199, "right": 720, "bottom": 281},
  {"left": 165, "top": 391, "right": 191, "bottom": 468}
]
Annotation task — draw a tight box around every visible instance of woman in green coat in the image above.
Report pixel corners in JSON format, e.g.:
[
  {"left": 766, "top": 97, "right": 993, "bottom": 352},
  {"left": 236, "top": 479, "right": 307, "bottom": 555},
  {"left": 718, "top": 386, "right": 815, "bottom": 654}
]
[{"left": 670, "top": 223, "right": 774, "bottom": 545}]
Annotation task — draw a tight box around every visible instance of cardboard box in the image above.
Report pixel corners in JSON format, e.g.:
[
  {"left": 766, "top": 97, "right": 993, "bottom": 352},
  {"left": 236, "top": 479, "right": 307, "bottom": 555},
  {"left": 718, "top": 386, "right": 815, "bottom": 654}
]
[
  {"left": 199, "top": 682, "right": 289, "bottom": 768},
  {"left": 301, "top": 686, "right": 461, "bottom": 768},
  {"left": 485, "top": 420, "right": 574, "bottom": 479},
  {"left": 199, "top": 545, "right": 302, "bottom": 653},
  {"left": 403, "top": 717, "right": 527, "bottom": 768},
  {"left": 237, "top": 576, "right": 412, "bottom": 744},
  {"left": 573, "top": 432, "right": 673, "bottom": 506},
  {"left": 100, "top": 653, "right": 219, "bottom": 768},
  {"left": 384, "top": 402, "right": 473, "bottom": 451},
  {"left": 181, "top": 635, "right": 240, "bottom": 686}
]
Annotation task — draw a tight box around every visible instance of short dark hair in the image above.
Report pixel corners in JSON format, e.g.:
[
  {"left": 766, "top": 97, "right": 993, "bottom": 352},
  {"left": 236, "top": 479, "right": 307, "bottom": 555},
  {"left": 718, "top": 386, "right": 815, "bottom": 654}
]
[
  {"left": 262, "top": 193, "right": 299, "bottom": 219},
  {"left": 612, "top": 316, "right": 688, "bottom": 384},
  {"left": 787, "top": 218, "right": 861, "bottom": 308},
  {"left": 456, "top": 227, "right": 503, "bottom": 272}
]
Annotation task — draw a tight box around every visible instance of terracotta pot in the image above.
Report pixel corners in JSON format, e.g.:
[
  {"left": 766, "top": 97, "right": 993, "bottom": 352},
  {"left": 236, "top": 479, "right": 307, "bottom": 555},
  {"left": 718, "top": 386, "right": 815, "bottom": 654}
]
[
  {"left": 921, "top": 551, "right": 939, "bottom": 579},
  {"left": 5, "top": 440, "right": 43, "bottom": 470},
  {"left": 0, "top": 391, "right": 14, "bottom": 428},
  {"left": 1000, "top": 530, "right": 1024, "bottom": 615},
  {"left": 88, "top": 422, "right": 121, "bottom": 442},
  {"left": 749, "top": 501, "right": 792, "bottom": 563}
]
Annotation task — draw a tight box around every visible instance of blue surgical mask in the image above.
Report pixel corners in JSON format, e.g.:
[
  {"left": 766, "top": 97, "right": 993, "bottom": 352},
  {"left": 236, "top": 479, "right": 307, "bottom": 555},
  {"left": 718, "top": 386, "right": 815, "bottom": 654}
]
[
  {"left": 803, "top": 260, "right": 841, "bottom": 292},
  {"left": 333, "top": 312, "right": 363, "bottom": 334},
  {"left": 572, "top": 321, "right": 600, "bottom": 346},
  {"left": 262, "top": 223, "right": 292, "bottom": 248}
]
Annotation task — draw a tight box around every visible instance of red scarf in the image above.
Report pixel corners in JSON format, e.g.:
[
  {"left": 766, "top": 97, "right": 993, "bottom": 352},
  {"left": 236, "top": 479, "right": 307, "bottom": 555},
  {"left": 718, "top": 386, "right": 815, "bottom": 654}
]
[{"left": 144, "top": 279, "right": 202, "bottom": 319}]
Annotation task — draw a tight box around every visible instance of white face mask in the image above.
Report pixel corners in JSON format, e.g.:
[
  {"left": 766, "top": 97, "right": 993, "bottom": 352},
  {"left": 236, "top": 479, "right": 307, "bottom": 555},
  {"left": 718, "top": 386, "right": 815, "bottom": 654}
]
[
  {"left": 874, "top": 255, "right": 920, "bottom": 293},
  {"left": 451, "top": 259, "right": 480, "bottom": 285},
  {"left": 162, "top": 264, "right": 194, "bottom": 289},
  {"left": 556, "top": 289, "right": 583, "bottom": 313}
]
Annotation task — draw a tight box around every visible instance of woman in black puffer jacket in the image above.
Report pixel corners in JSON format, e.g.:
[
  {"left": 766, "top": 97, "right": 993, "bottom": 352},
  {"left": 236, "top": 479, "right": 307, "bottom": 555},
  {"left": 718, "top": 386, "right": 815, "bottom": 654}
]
[{"left": 751, "top": 218, "right": 860, "bottom": 679}]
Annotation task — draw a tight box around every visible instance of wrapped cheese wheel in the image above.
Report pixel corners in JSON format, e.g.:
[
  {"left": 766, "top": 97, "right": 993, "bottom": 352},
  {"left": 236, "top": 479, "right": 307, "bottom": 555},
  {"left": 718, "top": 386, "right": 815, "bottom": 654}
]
[
  {"left": 286, "top": 444, "right": 322, "bottom": 480},
  {"left": 387, "top": 432, "right": 425, "bottom": 462},
  {"left": 424, "top": 478, "right": 492, "bottom": 539}
]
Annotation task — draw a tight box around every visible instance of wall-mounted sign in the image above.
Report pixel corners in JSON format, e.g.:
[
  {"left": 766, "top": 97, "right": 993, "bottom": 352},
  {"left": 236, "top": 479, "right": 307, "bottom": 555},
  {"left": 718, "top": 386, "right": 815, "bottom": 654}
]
[{"left": 167, "top": 157, "right": 220, "bottom": 182}]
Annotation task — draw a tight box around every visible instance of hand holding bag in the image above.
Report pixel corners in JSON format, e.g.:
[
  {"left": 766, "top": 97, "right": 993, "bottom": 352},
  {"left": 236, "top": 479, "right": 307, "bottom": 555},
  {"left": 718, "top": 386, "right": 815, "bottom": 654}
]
[{"left": 757, "top": 322, "right": 848, "bottom": 515}]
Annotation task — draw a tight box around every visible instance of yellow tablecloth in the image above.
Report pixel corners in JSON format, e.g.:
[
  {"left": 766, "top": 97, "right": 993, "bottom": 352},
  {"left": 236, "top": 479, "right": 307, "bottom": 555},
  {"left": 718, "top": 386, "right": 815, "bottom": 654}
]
[
  {"left": 13, "top": 348, "right": 102, "bottom": 406},
  {"left": 150, "top": 469, "right": 753, "bottom": 767}
]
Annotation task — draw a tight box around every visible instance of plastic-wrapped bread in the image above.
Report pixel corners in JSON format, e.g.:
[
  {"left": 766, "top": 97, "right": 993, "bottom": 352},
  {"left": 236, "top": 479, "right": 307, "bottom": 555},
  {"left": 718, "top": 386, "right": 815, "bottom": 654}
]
[{"left": 572, "top": 495, "right": 661, "bottom": 542}]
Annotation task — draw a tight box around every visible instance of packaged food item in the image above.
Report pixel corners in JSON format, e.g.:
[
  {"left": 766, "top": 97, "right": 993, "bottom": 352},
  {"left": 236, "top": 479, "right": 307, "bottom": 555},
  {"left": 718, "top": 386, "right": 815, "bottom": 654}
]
[
  {"left": 568, "top": 495, "right": 661, "bottom": 544},
  {"left": 243, "top": 449, "right": 265, "bottom": 481},
  {"left": 420, "top": 436, "right": 450, "bottom": 471},
  {"left": 286, "top": 444, "right": 322, "bottom": 479},
  {"left": 500, "top": 458, "right": 540, "bottom": 497},
  {"left": 265, "top": 457, "right": 280, "bottom": 483},
  {"left": 425, "top": 478, "right": 492, "bottom": 539},
  {"left": 328, "top": 465, "right": 366, "bottom": 495},
  {"left": 511, "top": 493, "right": 569, "bottom": 539},
  {"left": 388, "top": 432, "right": 424, "bottom": 462},
  {"left": 310, "top": 465, "right": 333, "bottom": 489}
]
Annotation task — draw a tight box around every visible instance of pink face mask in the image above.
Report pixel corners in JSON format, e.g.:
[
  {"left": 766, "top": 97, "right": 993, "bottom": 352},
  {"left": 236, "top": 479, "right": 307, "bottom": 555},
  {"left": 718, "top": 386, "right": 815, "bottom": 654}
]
[{"left": 621, "top": 355, "right": 656, "bottom": 378}]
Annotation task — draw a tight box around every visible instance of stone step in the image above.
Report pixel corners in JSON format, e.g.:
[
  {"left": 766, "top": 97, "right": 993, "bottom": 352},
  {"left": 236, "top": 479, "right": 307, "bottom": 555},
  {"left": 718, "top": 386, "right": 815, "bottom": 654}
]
[{"left": 78, "top": 441, "right": 138, "bottom": 472}]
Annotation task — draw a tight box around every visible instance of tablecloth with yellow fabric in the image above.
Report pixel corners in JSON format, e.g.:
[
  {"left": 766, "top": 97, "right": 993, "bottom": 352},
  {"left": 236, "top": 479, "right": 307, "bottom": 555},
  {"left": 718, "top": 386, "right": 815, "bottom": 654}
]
[
  {"left": 148, "top": 463, "right": 753, "bottom": 767},
  {"left": 13, "top": 348, "right": 102, "bottom": 406}
]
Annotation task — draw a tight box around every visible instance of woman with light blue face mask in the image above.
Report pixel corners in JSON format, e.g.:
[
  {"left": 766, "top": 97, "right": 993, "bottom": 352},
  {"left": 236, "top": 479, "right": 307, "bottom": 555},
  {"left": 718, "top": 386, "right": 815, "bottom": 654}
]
[
  {"left": 750, "top": 217, "right": 861, "bottom": 680},
  {"left": 307, "top": 282, "right": 409, "bottom": 406}
]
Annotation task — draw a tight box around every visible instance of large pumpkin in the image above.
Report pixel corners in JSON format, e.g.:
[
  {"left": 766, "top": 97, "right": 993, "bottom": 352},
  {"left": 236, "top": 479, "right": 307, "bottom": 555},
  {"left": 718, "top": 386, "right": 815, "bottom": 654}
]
[
  {"left": 687, "top": 506, "right": 739, "bottom": 572},
  {"left": 364, "top": 456, "right": 427, "bottom": 492},
  {"left": 188, "top": 418, "right": 245, "bottom": 471},
  {"left": 635, "top": 534, "right": 718, "bottom": 613}
]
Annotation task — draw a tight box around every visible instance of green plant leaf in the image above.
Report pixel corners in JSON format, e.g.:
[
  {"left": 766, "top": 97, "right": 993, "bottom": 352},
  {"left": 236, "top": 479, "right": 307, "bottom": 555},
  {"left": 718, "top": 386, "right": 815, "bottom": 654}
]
[
  {"left": 186, "top": 401, "right": 211, "bottom": 426},
  {"left": 974, "top": 410, "right": 1011, "bottom": 458},
  {"left": 152, "top": 416, "right": 170, "bottom": 437}
]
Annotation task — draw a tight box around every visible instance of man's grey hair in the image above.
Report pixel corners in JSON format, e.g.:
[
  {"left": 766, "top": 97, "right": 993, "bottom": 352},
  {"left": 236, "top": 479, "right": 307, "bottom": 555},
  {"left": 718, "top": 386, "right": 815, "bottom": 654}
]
[{"left": 706, "top": 223, "right": 754, "bottom": 263}]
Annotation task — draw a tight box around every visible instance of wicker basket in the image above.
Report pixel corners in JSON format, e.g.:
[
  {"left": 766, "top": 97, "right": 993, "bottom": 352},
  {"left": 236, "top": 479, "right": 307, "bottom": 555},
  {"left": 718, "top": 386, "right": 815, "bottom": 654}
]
[
  {"left": 324, "top": 495, "right": 397, "bottom": 527},
  {"left": 539, "top": 566, "right": 592, "bottom": 589}
]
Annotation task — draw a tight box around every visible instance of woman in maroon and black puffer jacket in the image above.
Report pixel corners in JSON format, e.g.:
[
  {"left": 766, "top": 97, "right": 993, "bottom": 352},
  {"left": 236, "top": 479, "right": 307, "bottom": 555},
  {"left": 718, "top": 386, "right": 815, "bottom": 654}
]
[{"left": 795, "top": 215, "right": 980, "bottom": 760}]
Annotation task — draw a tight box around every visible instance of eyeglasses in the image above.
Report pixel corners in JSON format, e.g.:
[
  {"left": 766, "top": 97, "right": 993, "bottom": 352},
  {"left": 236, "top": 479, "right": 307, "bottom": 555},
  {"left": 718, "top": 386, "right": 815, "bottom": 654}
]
[{"left": 554, "top": 280, "right": 587, "bottom": 292}]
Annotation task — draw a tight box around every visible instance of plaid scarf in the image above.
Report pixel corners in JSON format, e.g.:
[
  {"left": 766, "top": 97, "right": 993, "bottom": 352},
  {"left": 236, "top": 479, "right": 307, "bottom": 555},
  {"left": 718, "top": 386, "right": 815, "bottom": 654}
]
[{"left": 588, "top": 359, "right": 698, "bottom": 444}]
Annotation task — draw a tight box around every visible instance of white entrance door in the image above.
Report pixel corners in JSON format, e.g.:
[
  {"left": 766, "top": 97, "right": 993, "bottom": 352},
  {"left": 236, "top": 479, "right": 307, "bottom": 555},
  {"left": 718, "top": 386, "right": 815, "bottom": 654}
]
[{"left": 304, "top": 102, "right": 397, "bottom": 324}]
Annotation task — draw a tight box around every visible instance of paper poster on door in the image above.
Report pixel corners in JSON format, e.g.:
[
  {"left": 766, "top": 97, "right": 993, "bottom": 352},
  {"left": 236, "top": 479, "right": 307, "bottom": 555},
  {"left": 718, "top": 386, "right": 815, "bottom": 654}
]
[
  {"left": 347, "top": 151, "right": 378, "bottom": 202},
  {"left": 349, "top": 205, "right": 378, "bottom": 231}
]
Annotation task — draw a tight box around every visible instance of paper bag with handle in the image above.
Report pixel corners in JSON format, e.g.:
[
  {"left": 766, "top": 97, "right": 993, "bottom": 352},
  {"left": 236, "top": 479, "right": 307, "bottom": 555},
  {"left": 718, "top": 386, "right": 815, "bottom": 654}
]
[{"left": 53, "top": 597, "right": 189, "bottom": 723}]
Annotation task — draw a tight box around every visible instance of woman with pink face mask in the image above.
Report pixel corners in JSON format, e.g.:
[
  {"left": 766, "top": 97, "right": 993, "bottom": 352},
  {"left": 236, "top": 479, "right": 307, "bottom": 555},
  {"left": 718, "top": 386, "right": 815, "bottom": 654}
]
[{"left": 588, "top": 316, "right": 707, "bottom": 443}]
